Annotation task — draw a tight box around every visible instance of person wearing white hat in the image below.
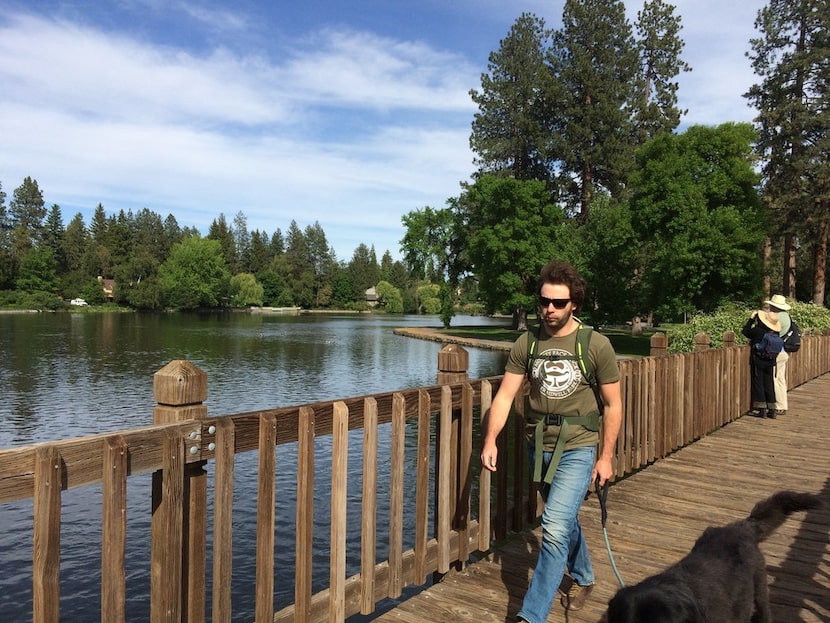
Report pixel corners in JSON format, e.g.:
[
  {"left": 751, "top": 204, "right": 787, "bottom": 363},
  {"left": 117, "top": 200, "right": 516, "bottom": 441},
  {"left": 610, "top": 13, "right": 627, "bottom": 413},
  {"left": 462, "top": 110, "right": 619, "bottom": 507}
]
[
  {"left": 742, "top": 308, "right": 782, "bottom": 418},
  {"left": 764, "top": 294, "right": 792, "bottom": 416}
]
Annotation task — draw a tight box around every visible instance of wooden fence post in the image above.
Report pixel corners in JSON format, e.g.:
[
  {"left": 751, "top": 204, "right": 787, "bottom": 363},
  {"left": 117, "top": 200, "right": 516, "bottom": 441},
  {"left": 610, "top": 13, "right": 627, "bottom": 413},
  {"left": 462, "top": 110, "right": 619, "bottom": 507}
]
[
  {"left": 722, "top": 331, "right": 737, "bottom": 348},
  {"left": 694, "top": 332, "right": 711, "bottom": 352},
  {"left": 433, "top": 344, "right": 469, "bottom": 583},
  {"left": 437, "top": 344, "right": 469, "bottom": 384},
  {"left": 649, "top": 332, "right": 668, "bottom": 357},
  {"left": 151, "top": 360, "right": 208, "bottom": 623}
]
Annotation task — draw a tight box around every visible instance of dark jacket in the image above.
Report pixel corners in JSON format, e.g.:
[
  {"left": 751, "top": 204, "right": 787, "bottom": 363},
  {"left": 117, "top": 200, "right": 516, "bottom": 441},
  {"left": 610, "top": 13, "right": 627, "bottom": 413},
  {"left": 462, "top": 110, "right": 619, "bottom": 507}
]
[{"left": 742, "top": 315, "right": 776, "bottom": 369}]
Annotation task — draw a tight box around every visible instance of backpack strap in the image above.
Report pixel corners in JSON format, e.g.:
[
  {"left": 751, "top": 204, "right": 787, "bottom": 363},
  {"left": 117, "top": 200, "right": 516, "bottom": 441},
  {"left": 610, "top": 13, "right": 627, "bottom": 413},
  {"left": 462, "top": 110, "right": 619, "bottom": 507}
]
[
  {"left": 525, "top": 322, "right": 604, "bottom": 484},
  {"left": 532, "top": 414, "right": 599, "bottom": 484}
]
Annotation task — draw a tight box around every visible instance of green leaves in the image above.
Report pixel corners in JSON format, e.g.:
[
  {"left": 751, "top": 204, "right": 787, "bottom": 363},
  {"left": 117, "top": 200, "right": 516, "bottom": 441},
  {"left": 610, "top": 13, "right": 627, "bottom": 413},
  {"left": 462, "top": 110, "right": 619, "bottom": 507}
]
[
  {"left": 463, "top": 175, "right": 569, "bottom": 316},
  {"left": 629, "top": 124, "right": 765, "bottom": 319},
  {"left": 158, "top": 237, "right": 231, "bottom": 310}
]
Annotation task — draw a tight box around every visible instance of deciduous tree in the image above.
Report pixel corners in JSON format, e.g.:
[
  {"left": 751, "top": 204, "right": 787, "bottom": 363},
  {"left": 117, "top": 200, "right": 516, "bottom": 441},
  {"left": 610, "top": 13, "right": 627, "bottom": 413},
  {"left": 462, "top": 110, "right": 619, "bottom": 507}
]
[
  {"left": 628, "top": 124, "right": 765, "bottom": 320},
  {"left": 375, "top": 280, "right": 403, "bottom": 313},
  {"left": 158, "top": 237, "right": 230, "bottom": 309},
  {"left": 229, "top": 272, "right": 264, "bottom": 307},
  {"left": 462, "top": 175, "right": 578, "bottom": 328}
]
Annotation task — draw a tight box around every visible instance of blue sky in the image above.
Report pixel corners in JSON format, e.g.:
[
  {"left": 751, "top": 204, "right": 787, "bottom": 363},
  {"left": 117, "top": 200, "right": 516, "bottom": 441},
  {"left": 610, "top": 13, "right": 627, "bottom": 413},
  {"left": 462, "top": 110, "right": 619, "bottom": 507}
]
[{"left": 1, "top": 0, "right": 766, "bottom": 262}]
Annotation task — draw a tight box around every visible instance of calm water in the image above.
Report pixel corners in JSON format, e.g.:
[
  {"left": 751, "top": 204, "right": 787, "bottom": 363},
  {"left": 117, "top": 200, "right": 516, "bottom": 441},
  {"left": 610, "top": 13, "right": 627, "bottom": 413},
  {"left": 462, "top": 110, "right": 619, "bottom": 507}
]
[{"left": 0, "top": 311, "right": 509, "bottom": 622}]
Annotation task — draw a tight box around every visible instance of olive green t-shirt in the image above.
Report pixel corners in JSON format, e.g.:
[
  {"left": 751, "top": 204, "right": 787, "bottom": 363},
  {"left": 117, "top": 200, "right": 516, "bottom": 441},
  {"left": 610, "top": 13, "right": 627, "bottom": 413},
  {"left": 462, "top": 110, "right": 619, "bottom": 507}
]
[{"left": 505, "top": 324, "right": 620, "bottom": 450}]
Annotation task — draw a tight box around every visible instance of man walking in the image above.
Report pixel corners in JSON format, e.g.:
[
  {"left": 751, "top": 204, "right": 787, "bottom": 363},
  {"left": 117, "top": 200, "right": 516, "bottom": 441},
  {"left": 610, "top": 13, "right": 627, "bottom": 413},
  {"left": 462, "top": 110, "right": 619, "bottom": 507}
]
[{"left": 480, "top": 259, "right": 622, "bottom": 623}]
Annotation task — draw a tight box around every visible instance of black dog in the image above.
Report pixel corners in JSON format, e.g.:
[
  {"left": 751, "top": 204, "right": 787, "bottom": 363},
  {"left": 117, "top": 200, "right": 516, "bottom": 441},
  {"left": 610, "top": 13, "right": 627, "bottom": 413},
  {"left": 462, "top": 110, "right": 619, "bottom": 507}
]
[{"left": 601, "top": 490, "right": 822, "bottom": 623}]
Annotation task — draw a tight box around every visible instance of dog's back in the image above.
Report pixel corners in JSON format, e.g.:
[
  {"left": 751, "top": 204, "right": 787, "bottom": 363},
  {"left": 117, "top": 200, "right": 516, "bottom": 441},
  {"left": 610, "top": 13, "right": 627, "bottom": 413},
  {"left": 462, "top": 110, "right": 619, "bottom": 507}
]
[{"left": 602, "top": 490, "right": 822, "bottom": 623}]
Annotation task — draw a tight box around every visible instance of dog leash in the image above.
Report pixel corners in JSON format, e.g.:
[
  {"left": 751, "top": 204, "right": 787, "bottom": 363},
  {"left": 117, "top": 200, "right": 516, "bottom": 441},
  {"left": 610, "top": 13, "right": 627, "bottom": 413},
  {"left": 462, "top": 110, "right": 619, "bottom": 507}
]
[{"left": 595, "top": 476, "right": 625, "bottom": 587}]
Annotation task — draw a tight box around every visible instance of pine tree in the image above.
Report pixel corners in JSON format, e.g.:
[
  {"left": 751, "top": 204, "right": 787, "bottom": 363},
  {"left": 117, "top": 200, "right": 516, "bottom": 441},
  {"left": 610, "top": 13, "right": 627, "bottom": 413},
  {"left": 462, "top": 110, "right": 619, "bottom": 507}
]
[
  {"left": 633, "top": 0, "right": 691, "bottom": 142},
  {"left": 552, "top": 0, "right": 640, "bottom": 221},
  {"left": 469, "top": 13, "right": 559, "bottom": 181},
  {"left": 9, "top": 176, "right": 46, "bottom": 263},
  {"left": 0, "top": 181, "right": 11, "bottom": 289},
  {"left": 746, "top": 0, "right": 830, "bottom": 304},
  {"left": 43, "top": 204, "right": 67, "bottom": 274},
  {"left": 208, "top": 213, "right": 238, "bottom": 274}
]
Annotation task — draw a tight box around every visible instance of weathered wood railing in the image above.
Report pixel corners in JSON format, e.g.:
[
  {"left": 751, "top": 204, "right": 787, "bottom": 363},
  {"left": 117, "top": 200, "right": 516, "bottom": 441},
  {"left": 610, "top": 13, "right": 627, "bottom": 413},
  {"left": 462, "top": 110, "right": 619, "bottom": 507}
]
[{"left": 1, "top": 330, "right": 829, "bottom": 623}]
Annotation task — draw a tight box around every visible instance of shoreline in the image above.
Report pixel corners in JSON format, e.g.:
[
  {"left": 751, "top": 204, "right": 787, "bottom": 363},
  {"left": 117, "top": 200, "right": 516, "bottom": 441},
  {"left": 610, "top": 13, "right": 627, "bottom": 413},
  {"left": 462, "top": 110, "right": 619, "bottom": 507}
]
[{"left": 393, "top": 326, "right": 513, "bottom": 352}]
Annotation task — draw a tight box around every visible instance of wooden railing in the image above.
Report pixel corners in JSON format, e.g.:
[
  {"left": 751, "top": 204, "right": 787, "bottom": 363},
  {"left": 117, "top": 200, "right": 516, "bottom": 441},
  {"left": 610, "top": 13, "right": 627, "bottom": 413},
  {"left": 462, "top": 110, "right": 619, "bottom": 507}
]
[{"left": 2, "top": 330, "right": 829, "bottom": 623}]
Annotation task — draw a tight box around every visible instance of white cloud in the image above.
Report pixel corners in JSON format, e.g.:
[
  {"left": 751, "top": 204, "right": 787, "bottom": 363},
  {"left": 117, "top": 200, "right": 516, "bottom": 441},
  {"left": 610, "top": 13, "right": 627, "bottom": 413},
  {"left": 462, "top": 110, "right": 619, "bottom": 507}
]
[
  {"left": 0, "top": 11, "right": 479, "bottom": 258},
  {"left": 0, "top": 1, "right": 772, "bottom": 261},
  {"left": 283, "top": 29, "right": 477, "bottom": 111}
]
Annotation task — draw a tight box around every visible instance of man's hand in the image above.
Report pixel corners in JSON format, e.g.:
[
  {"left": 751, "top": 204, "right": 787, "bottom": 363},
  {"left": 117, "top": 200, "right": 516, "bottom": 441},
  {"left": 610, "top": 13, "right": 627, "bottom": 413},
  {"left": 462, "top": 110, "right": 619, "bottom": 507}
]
[{"left": 481, "top": 445, "right": 498, "bottom": 472}]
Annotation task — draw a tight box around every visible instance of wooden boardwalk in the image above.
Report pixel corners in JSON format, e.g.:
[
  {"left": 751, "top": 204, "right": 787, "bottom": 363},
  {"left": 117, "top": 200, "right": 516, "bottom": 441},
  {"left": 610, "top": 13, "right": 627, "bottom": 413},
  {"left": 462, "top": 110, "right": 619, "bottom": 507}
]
[{"left": 373, "top": 374, "right": 830, "bottom": 623}]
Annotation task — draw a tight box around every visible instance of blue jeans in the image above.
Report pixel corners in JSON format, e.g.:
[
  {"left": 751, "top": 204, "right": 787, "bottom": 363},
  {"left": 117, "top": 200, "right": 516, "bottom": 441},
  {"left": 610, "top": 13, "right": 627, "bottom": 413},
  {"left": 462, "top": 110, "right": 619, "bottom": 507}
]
[{"left": 517, "top": 445, "right": 596, "bottom": 623}]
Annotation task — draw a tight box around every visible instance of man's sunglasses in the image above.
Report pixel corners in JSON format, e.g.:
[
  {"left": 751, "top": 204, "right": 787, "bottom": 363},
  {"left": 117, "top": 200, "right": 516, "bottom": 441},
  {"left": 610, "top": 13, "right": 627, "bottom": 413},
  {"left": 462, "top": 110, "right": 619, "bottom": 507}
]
[{"left": 538, "top": 296, "right": 570, "bottom": 309}]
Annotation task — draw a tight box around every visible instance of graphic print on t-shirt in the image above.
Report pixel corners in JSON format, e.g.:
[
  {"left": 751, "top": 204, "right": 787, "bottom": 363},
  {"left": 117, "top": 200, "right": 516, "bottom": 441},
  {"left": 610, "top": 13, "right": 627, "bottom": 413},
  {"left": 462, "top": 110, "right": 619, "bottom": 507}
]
[{"left": 531, "top": 347, "right": 582, "bottom": 399}]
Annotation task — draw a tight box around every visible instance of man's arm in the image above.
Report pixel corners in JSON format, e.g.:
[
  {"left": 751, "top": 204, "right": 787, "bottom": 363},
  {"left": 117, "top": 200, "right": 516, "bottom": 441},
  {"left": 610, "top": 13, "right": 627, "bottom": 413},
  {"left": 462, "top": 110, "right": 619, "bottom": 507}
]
[
  {"left": 592, "top": 379, "right": 622, "bottom": 486},
  {"left": 480, "top": 370, "right": 525, "bottom": 472}
]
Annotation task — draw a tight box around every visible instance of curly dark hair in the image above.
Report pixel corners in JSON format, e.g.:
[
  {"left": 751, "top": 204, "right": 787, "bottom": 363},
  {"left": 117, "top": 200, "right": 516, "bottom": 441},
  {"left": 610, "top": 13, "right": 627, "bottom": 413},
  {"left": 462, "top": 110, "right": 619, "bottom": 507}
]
[{"left": 537, "top": 259, "right": 586, "bottom": 312}]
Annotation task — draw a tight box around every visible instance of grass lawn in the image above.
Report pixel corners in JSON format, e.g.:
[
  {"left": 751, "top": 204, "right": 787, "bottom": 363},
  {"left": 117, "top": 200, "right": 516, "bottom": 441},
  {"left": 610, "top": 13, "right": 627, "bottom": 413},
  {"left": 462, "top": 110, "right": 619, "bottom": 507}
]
[{"left": 437, "top": 324, "right": 656, "bottom": 357}]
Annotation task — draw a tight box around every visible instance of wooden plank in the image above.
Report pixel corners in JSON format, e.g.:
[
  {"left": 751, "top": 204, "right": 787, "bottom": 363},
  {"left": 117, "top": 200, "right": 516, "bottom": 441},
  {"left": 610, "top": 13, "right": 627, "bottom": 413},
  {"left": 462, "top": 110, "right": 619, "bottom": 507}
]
[
  {"left": 617, "top": 359, "right": 631, "bottom": 476},
  {"left": 329, "top": 402, "right": 349, "bottom": 623},
  {"left": 494, "top": 412, "right": 508, "bottom": 541},
  {"left": 101, "top": 436, "right": 127, "bottom": 623},
  {"left": 0, "top": 381, "right": 502, "bottom": 505},
  {"left": 0, "top": 421, "right": 195, "bottom": 504},
  {"left": 254, "top": 413, "right": 276, "bottom": 623},
  {"left": 211, "top": 419, "right": 235, "bottom": 623},
  {"left": 388, "top": 393, "right": 405, "bottom": 597},
  {"left": 150, "top": 430, "right": 185, "bottom": 623},
  {"left": 33, "top": 445, "right": 61, "bottom": 623},
  {"left": 478, "top": 380, "right": 492, "bottom": 552},
  {"left": 414, "top": 390, "right": 431, "bottom": 584},
  {"left": 437, "top": 386, "right": 452, "bottom": 573},
  {"left": 512, "top": 390, "right": 530, "bottom": 530},
  {"left": 185, "top": 460, "right": 207, "bottom": 623},
  {"left": 295, "top": 407, "right": 315, "bottom": 620},
  {"left": 360, "top": 398, "right": 378, "bottom": 614},
  {"left": 456, "top": 383, "right": 473, "bottom": 563}
]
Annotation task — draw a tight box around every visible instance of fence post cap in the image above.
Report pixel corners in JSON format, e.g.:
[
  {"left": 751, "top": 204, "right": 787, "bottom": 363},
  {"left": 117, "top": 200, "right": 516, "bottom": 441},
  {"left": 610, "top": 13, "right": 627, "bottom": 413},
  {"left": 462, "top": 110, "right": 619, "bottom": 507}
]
[{"left": 153, "top": 360, "right": 208, "bottom": 407}]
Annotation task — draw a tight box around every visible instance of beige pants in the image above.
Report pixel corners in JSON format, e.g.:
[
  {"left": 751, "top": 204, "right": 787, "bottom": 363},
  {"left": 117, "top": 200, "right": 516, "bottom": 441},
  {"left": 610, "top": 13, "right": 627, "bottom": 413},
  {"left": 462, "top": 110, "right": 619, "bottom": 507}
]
[{"left": 774, "top": 350, "right": 789, "bottom": 411}]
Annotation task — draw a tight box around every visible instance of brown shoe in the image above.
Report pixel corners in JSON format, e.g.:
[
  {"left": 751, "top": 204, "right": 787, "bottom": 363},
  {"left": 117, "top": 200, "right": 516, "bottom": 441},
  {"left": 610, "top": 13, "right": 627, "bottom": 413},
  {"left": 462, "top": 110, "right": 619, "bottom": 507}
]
[{"left": 561, "top": 582, "right": 594, "bottom": 611}]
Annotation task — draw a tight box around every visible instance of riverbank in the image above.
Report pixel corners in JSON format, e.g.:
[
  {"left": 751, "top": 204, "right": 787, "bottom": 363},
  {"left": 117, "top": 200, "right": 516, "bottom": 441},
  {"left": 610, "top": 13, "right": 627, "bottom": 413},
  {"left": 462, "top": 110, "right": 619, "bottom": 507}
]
[{"left": 393, "top": 326, "right": 513, "bottom": 351}]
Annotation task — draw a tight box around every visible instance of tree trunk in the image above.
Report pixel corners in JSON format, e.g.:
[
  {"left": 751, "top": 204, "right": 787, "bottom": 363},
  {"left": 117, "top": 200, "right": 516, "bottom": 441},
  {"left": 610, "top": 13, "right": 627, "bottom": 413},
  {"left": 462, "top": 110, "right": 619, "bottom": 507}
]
[
  {"left": 511, "top": 306, "right": 528, "bottom": 331},
  {"left": 812, "top": 213, "right": 828, "bottom": 306},
  {"left": 579, "top": 160, "right": 593, "bottom": 224},
  {"left": 763, "top": 236, "right": 772, "bottom": 296},
  {"left": 784, "top": 234, "right": 797, "bottom": 298}
]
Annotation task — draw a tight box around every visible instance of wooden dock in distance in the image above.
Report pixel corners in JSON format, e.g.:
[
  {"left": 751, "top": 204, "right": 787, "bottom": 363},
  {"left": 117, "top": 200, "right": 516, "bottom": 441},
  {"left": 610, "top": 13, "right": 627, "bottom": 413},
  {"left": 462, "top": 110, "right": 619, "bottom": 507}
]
[{"left": 372, "top": 374, "right": 830, "bottom": 623}]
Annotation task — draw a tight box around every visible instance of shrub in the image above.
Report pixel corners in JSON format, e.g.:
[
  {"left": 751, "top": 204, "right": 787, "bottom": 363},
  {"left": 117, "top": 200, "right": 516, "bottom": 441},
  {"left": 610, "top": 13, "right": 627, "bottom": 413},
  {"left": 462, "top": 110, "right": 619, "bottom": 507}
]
[{"left": 665, "top": 301, "right": 830, "bottom": 353}]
